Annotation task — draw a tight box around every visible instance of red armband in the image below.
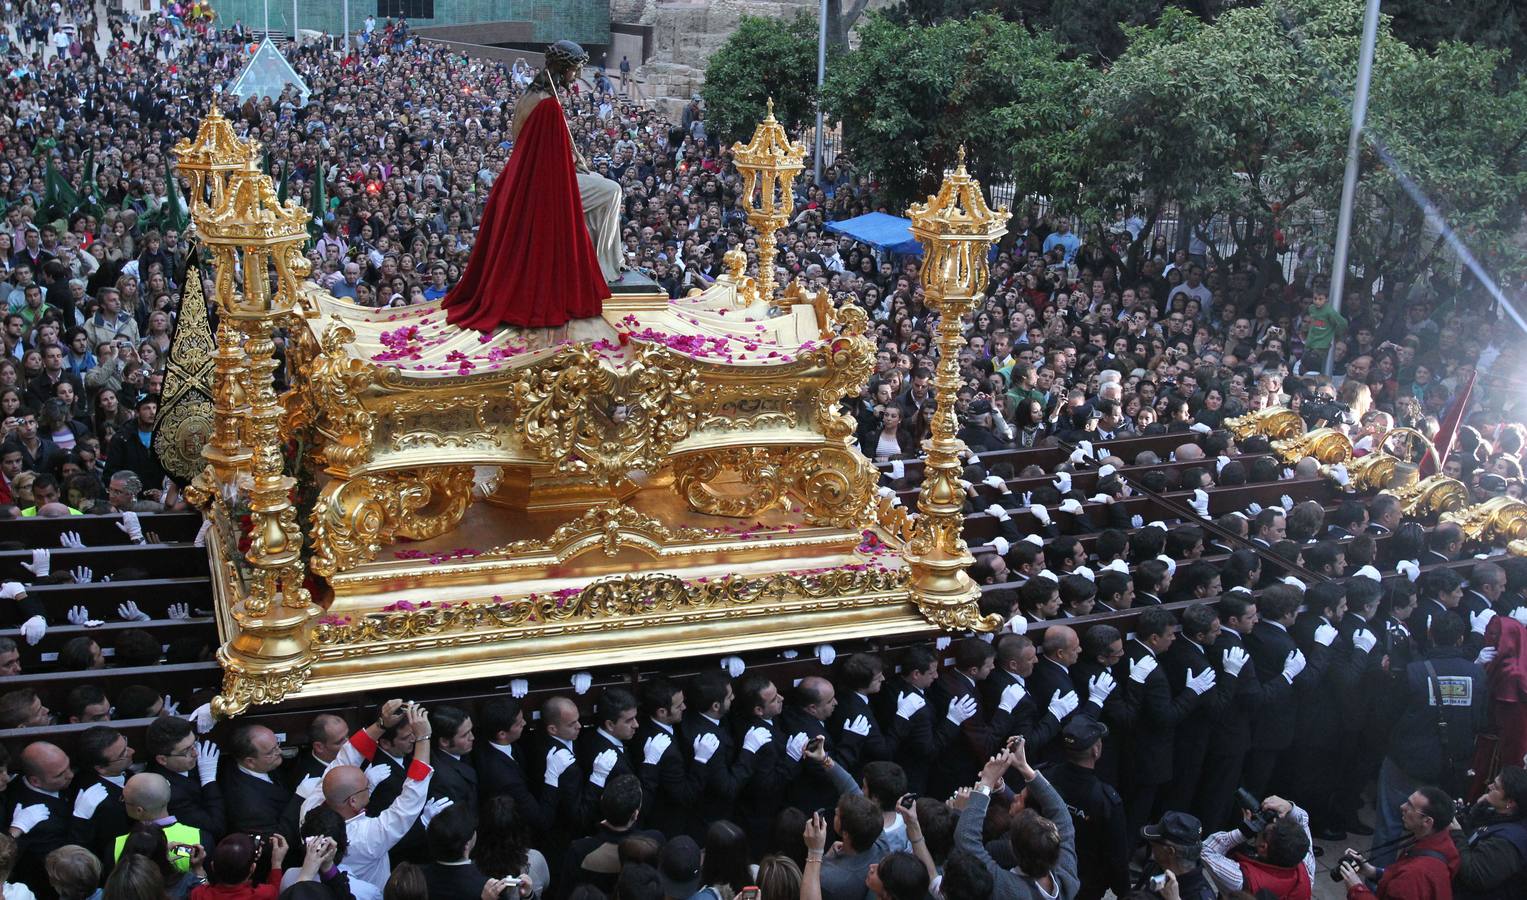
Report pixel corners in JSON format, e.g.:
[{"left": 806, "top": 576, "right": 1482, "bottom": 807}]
[
  {"left": 349, "top": 729, "right": 378, "bottom": 762},
  {"left": 406, "top": 759, "right": 432, "bottom": 782}
]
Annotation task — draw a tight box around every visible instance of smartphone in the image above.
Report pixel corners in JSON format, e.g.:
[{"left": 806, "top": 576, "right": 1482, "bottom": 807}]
[
  {"left": 738, "top": 889, "right": 761, "bottom": 900},
  {"left": 1148, "top": 874, "right": 1167, "bottom": 891}
]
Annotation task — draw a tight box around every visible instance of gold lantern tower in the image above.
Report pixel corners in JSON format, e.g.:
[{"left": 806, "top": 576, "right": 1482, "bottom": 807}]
[{"left": 731, "top": 99, "right": 806, "bottom": 306}]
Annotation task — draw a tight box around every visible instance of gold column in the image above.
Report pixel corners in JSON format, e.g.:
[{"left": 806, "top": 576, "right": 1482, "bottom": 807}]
[
  {"left": 903, "top": 149, "right": 1008, "bottom": 632},
  {"left": 731, "top": 99, "right": 806, "bottom": 305}
]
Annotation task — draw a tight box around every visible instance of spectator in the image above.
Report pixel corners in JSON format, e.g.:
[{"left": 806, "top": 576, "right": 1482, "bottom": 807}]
[
  {"left": 1339, "top": 787, "right": 1459, "bottom": 900},
  {"left": 1200, "top": 794, "right": 1316, "bottom": 897}
]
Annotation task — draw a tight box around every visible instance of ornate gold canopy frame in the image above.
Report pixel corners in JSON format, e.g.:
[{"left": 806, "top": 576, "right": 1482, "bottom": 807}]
[{"left": 173, "top": 108, "right": 1005, "bottom": 718}]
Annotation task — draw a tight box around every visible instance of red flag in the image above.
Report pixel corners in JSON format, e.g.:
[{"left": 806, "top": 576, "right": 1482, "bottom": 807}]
[{"left": 1422, "top": 369, "right": 1477, "bottom": 476}]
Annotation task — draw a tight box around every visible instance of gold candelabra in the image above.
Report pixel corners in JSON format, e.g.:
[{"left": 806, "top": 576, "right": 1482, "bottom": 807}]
[
  {"left": 902, "top": 148, "right": 1006, "bottom": 633},
  {"left": 730, "top": 98, "right": 805, "bottom": 306}
]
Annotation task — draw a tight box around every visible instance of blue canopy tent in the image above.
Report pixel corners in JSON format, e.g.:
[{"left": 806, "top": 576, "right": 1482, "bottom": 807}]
[{"left": 825, "top": 212, "right": 924, "bottom": 258}]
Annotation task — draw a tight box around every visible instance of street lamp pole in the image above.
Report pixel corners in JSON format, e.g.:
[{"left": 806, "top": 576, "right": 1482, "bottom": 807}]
[
  {"left": 814, "top": 0, "right": 827, "bottom": 187},
  {"left": 1325, "top": 0, "right": 1382, "bottom": 376}
]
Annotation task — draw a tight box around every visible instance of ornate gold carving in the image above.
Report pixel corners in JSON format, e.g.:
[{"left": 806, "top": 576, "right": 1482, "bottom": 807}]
[
  {"left": 482, "top": 502, "right": 724, "bottom": 560},
  {"left": 1440, "top": 496, "right": 1527, "bottom": 545},
  {"left": 732, "top": 99, "right": 806, "bottom": 305},
  {"left": 902, "top": 147, "right": 1007, "bottom": 634},
  {"left": 387, "top": 396, "right": 502, "bottom": 451},
  {"left": 210, "top": 657, "right": 312, "bottom": 720},
  {"left": 1272, "top": 427, "right": 1353, "bottom": 465},
  {"left": 306, "top": 323, "right": 378, "bottom": 474},
  {"left": 1381, "top": 474, "right": 1470, "bottom": 518},
  {"left": 172, "top": 106, "right": 257, "bottom": 216},
  {"left": 675, "top": 448, "right": 789, "bottom": 518},
  {"left": 512, "top": 344, "right": 702, "bottom": 484},
  {"left": 1225, "top": 407, "right": 1305, "bottom": 442},
  {"left": 784, "top": 446, "right": 879, "bottom": 528},
  {"left": 718, "top": 245, "right": 758, "bottom": 307},
  {"left": 313, "top": 567, "right": 910, "bottom": 648},
  {"left": 155, "top": 263, "right": 218, "bottom": 482},
  {"left": 309, "top": 467, "right": 475, "bottom": 576},
  {"left": 1343, "top": 450, "right": 1403, "bottom": 491}
]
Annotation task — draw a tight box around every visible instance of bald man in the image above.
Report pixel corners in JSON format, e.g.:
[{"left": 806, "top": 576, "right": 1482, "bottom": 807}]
[
  {"left": 1174, "top": 442, "right": 1205, "bottom": 463},
  {"left": 298, "top": 700, "right": 436, "bottom": 889},
  {"left": 288, "top": 713, "right": 348, "bottom": 788},
  {"left": 536, "top": 695, "right": 597, "bottom": 850},
  {"left": 219, "top": 723, "right": 293, "bottom": 841},
  {"left": 5, "top": 741, "right": 77, "bottom": 888},
  {"left": 116, "top": 772, "right": 208, "bottom": 870},
  {"left": 781, "top": 675, "right": 840, "bottom": 815},
  {"left": 1026, "top": 627, "right": 1094, "bottom": 764}
]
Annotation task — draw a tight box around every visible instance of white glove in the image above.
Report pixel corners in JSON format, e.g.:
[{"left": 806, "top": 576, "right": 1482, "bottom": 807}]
[
  {"left": 1098, "top": 464, "right": 1117, "bottom": 479},
  {"left": 1477, "top": 647, "right": 1498, "bottom": 666},
  {"left": 1077, "top": 439, "right": 1095, "bottom": 460},
  {"left": 1019, "top": 491, "right": 1033, "bottom": 508},
  {"left": 1246, "top": 502, "right": 1263, "bottom": 517},
  {"left": 8, "top": 804, "right": 50, "bottom": 834},
  {"left": 1186, "top": 667, "right": 1217, "bottom": 695},
  {"left": 1282, "top": 649, "right": 1307, "bottom": 682},
  {"left": 780, "top": 649, "right": 799, "bottom": 660},
  {"left": 1036, "top": 569, "right": 1059, "bottom": 583},
  {"left": 1190, "top": 422, "right": 1212, "bottom": 434},
  {"left": 167, "top": 603, "right": 190, "bottom": 620},
  {"left": 1314, "top": 623, "right": 1339, "bottom": 647},
  {"left": 946, "top": 695, "right": 978, "bottom": 725},
  {"left": 1156, "top": 555, "right": 1178, "bottom": 577},
  {"left": 967, "top": 453, "right": 981, "bottom": 465},
  {"left": 0, "top": 581, "right": 25, "bottom": 600},
  {"left": 935, "top": 636, "right": 952, "bottom": 651},
  {"left": 509, "top": 679, "right": 528, "bottom": 698},
  {"left": 741, "top": 726, "right": 772, "bottom": 754},
  {"left": 1397, "top": 560, "right": 1421, "bottom": 582},
  {"left": 197, "top": 741, "right": 221, "bottom": 786},
  {"left": 998, "top": 682, "right": 1027, "bottom": 713},
  {"left": 1031, "top": 505, "right": 1051, "bottom": 526},
  {"left": 117, "top": 511, "right": 145, "bottom": 543},
  {"left": 73, "top": 783, "right": 109, "bottom": 819},
  {"left": 815, "top": 644, "right": 836, "bottom": 666},
  {"left": 877, "top": 486, "right": 896, "bottom": 500},
  {"left": 1283, "top": 468, "right": 1295, "bottom": 480},
  {"left": 68, "top": 605, "right": 89, "bottom": 625},
  {"left": 1280, "top": 494, "right": 1295, "bottom": 511},
  {"left": 193, "top": 517, "right": 213, "bottom": 548},
  {"left": 1353, "top": 629, "right": 1378, "bottom": 654},
  {"left": 1069, "top": 446, "right": 1087, "bottom": 465},
  {"left": 1053, "top": 473, "right": 1072, "bottom": 494},
  {"left": 1512, "top": 607, "right": 1527, "bottom": 627},
  {"left": 843, "top": 714, "right": 872, "bottom": 737},
  {"left": 69, "top": 566, "right": 92, "bottom": 584},
  {"left": 889, "top": 459, "right": 905, "bottom": 479},
  {"left": 720, "top": 656, "right": 746, "bottom": 677},
  {"left": 589, "top": 749, "right": 618, "bottom": 787},
  {"left": 1047, "top": 690, "right": 1080, "bottom": 721},
  {"left": 116, "top": 601, "right": 150, "bottom": 622},
  {"left": 1002, "top": 613, "right": 1028, "bottom": 634},
  {"left": 1088, "top": 671, "right": 1117, "bottom": 705},
  {"left": 1101, "top": 559, "right": 1129, "bottom": 575},
  {"left": 1021, "top": 533, "right": 1044, "bottom": 548},
  {"left": 1074, "top": 566, "right": 1095, "bottom": 582},
  {"left": 1330, "top": 463, "right": 1351, "bottom": 486},
  {"left": 785, "top": 733, "right": 809, "bottom": 762},
  {"left": 1472, "top": 609, "right": 1498, "bottom": 635},
  {"left": 991, "top": 536, "right": 1011, "bottom": 557},
  {"left": 1281, "top": 576, "right": 1305, "bottom": 592},
  {"left": 983, "top": 475, "right": 1007, "bottom": 490},
  {"left": 570, "top": 672, "right": 593, "bottom": 695},
  {"left": 681, "top": 732, "right": 717, "bottom": 766},
  {"left": 896, "top": 691, "right": 926, "bottom": 720},
  {"left": 1215, "top": 455, "right": 1231, "bottom": 475},
  {"left": 1131, "top": 515, "right": 1144, "bottom": 528},
  {"left": 364, "top": 763, "right": 391, "bottom": 790},
  {"left": 20, "top": 548, "right": 50, "bottom": 577},
  {"left": 544, "top": 747, "right": 575, "bottom": 787},
  {"left": 162, "top": 695, "right": 180, "bottom": 717},
  {"left": 643, "top": 733, "right": 672, "bottom": 765},
  {"left": 59, "top": 530, "right": 85, "bottom": 548},
  {"left": 1191, "top": 489, "right": 1210, "bottom": 518},
  {"left": 985, "top": 503, "right": 1010, "bottom": 521},
  {"left": 1223, "top": 646, "right": 1249, "bottom": 676},
  {"left": 419, "top": 797, "right": 453, "bottom": 827},
  {"left": 1091, "top": 493, "right": 1112, "bottom": 504},
  {"left": 1058, "top": 498, "right": 1084, "bottom": 515},
  {"left": 188, "top": 702, "right": 216, "bottom": 734},
  {"left": 1130, "top": 654, "right": 1158, "bottom": 684},
  {"left": 1353, "top": 565, "right": 1381, "bottom": 582},
  {"left": 20, "top": 615, "right": 46, "bottom": 645}
]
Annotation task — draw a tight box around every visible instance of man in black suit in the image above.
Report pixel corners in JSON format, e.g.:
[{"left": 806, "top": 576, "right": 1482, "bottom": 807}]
[
  {"left": 1249, "top": 508, "right": 1285, "bottom": 548},
  {"left": 1325, "top": 499, "right": 1368, "bottom": 540},
  {"left": 475, "top": 697, "right": 554, "bottom": 836},
  {"left": 780, "top": 676, "right": 841, "bottom": 815},
  {"left": 580, "top": 687, "right": 666, "bottom": 813},
  {"left": 69, "top": 725, "right": 136, "bottom": 864},
  {"left": 536, "top": 695, "right": 596, "bottom": 850},
  {"left": 828, "top": 653, "right": 893, "bottom": 775},
  {"left": 1409, "top": 568, "right": 1464, "bottom": 654},
  {"left": 1070, "top": 625, "right": 1137, "bottom": 788},
  {"left": 1334, "top": 577, "right": 1385, "bottom": 836},
  {"left": 5, "top": 741, "right": 78, "bottom": 890},
  {"left": 1025, "top": 626, "right": 1099, "bottom": 763},
  {"left": 144, "top": 716, "right": 225, "bottom": 841},
  {"left": 426, "top": 705, "right": 480, "bottom": 824},
  {"left": 1242, "top": 585, "right": 1312, "bottom": 797},
  {"left": 1132, "top": 560, "right": 1170, "bottom": 607},
  {"left": 361, "top": 707, "right": 426, "bottom": 864},
  {"left": 729, "top": 672, "right": 801, "bottom": 853},
  {"left": 285, "top": 713, "right": 348, "bottom": 790},
  {"left": 1196, "top": 593, "right": 1264, "bottom": 831},
  {"left": 1366, "top": 493, "right": 1401, "bottom": 536},
  {"left": 1423, "top": 522, "right": 1463, "bottom": 565},
  {"left": 925, "top": 638, "right": 998, "bottom": 799},
  {"left": 24, "top": 344, "right": 83, "bottom": 411},
  {"left": 219, "top": 723, "right": 295, "bottom": 841},
  {"left": 1288, "top": 582, "right": 1357, "bottom": 840},
  {"left": 1122, "top": 606, "right": 1214, "bottom": 841},
  {"left": 680, "top": 670, "right": 743, "bottom": 833},
  {"left": 420, "top": 804, "right": 495, "bottom": 900},
  {"left": 1159, "top": 603, "right": 1240, "bottom": 825},
  {"left": 872, "top": 645, "right": 955, "bottom": 794},
  {"left": 984, "top": 632, "right": 1055, "bottom": 753},
  {"left": 633, "top": 676, "right": 702, "bottom": 838}
]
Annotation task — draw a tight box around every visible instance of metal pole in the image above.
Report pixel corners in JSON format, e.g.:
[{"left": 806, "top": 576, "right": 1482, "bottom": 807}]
[
  {"left": 813, "top": 0, "right": 826, "bottom": 186},
  {"left": 343, "top": 0, "right": 349, "bottom": 52},
  {"left": 1324, "top": 0, "right": 1381, "bottom": 376},
  {"left": 292, "top": 0, "right": 298, "bottom": 40},
  {"left": 262, "top": 0, "right": 268, "bottom": 35}
]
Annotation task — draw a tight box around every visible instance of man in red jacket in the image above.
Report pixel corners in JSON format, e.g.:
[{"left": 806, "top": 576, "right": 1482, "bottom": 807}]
[{"left": 1340, "top": 786, "right": 1459, "bottom": 900}]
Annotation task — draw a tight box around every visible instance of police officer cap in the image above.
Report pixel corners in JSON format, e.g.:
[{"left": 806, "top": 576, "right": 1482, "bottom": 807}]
[
  {"left": 1479, "top": 473, "right": 1508, "bottom": 494},
  {"left": 1141, "top": 810, "right": 1203, "bottom": 845},
  {"left": 546, "top": 40, "right": 589, "bottom": 67},
  {"left": 1060, "top": 717, "right": 1107, "bottom": 751}
]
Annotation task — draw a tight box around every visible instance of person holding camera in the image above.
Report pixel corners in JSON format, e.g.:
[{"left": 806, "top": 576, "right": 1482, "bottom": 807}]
[
  {"left": 1449, "top": 766, "right": 1527, "bottom": 900},
  {"left": 1136, "top": 812, "right": 1215, "bottom": 900},
  {"left": 1200, "top": 794, "right": 1316, "bottom": 899},
  {"left": 1338, "top": 786, "right": 1459, "bottom": 900},
  {"left": 951, "top": 738, "right": 1079, "bottom": 900}
]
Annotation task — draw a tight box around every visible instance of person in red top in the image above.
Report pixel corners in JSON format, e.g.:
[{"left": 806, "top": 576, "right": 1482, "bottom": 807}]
[
  {"left": 1340, "top": 786, "right": 1460, "bottom": 900},
  {"left": 191, "top": 831, "right": 289, "bottom": 900}
]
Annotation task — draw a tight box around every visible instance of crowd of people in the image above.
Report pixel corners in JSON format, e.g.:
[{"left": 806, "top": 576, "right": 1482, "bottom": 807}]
[{"left": 3, "top": 3, "right": 1527, "bottom": 900}]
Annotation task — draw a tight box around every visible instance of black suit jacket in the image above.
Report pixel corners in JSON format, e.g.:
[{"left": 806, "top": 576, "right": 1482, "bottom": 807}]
[
  {"left": 826, "top": 690, "right": 892, "bottom": 776},
  {"left": 1206, "top": 630, "right": 1263, "bottom": 758},
  {"left": 422, "top": 859, "right": 492, "bottom": 900},
  {"left": 1122, "top": 640, "right": 1204, "bottom": 785},
  {"left": 926, "top": 670, "right": 998, "bottom": 799},
  {"left": 218, "top": 768, "right": 293, "bottom": 839},
  {"left": 534, "top": 734, "right": 596, "bottom": 850},
  {"left": 780, "top": 707, "right": 837, "bottom": 815},
  {"left": 1244, "top": 621, "right": 1310, "bottom": 752},
  {"left": 680, "top": 712, "right": 745, "bottom": 832},
  {"left": 1290, "top": 612, "right": 1353, "bottom": 745},
  {"left": 5, "top": 779, "right": 78, "bottom": 889},
  {"left": 146, "top": 762, "right": 224, "bottom": 841},
  {"left": 1023, "top": 657, "right": 1096, "bottom": 762},
  {"left": 873, "top": 677, "right": 957, "bottom": 794},
  {"left": 475, "top": 742, "right": 554, "bottom": 836},
  {"left": 633, "top": 719, "right": 702, "bottom": 839},
  {"left": 729, "top": 713, "right": 799, "bottom": 836},
  {"left": 1160, "top": 636, "right": 1236, "bottom": 769},
  {"left": 429, "top": 748, "right": 479, "bottom": 823}
]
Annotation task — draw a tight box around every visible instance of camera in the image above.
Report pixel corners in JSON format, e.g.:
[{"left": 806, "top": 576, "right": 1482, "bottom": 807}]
[
  {"left": 1301, "top": 400, "right": 1348, "bottom": 427},
  {"left": 1330, "top": 849, "right": 1366, "bottom": 882},
  {"left": 1148, "top": 874, "right": 1168, "bottom": 891},
  {"left": 1235, "top": 788, "right": 1278, "bottom": 836}
]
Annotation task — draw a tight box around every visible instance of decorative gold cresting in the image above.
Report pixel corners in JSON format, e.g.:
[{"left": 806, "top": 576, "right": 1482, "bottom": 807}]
[
  {"left": 171, "top": 106, "right": 257, "bottom": 219},
  {"left": 902, "top": 147, "right": 1006, "bottom": 633},
  {"left": 731, "top": 98, "right": 806, "bottom": 306}
]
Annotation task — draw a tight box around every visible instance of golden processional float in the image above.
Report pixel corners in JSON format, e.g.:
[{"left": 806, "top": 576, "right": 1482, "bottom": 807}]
[{"left": 169, "top": 107, "right": 1005, "bottom": 718}]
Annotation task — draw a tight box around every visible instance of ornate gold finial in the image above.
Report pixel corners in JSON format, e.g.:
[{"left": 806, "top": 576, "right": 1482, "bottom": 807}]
[
  {"left": 731, "top": 102, "right": 807, "bottom": 306},
  {"left": 956, "top": 144, "right": 966, "bottom": 168},
  {"left": 173, "top": 105, "right": 259, "bottom": 214},
  {"left": 154, "top": 259, "right": 218, "bottom": 482},
  {"left": 902, "top": 151, "right": 1010, "bottom": 634}
]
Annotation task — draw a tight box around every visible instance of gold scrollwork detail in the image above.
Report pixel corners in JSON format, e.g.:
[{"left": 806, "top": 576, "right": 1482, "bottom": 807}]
[
  {"left": 675, "top": 448, "right": 790, "bottom": 518},
  {"left": 1440, "top": 496, "right": 1527, "bottom": 545},
  {"left": 210, "top": 658, "right": 312, "bottom": 720},
  {"left": 1272, "top": 427, "right": 1353, "bottom": 466},
  {"left": 1381, "top": 474, "right": 1470, "bottom": 518},
  {"left": 512, "top": 344, "right": 702, "bottom": 484},
  {"left": 309, "top": 467, "right": 474, "bottom": 576},
  {"left": 308, "top": 323, "right": 378, "bottom": 473},
  {"left": 388, "top": 396, "right": 502, "bottom": 451},
  {"left": 783, "top": 446, "right": 879, "bottom": 529},
  {"left": 1225, "top": 407, "right": 1305, "bottom": 442},
  {"left": 483, "top": 502, "right": 723, "bottom": 559}
]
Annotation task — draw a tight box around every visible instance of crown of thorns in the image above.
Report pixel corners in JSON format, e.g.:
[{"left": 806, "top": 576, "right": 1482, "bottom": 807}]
[{"left": 546, "top": 40, "right": 588, "bottom": 68}]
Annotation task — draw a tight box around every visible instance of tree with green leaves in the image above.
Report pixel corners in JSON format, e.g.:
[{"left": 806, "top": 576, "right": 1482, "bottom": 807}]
[
  {"left": 822, "top": 12, "right": 1096, "bottom": 209},
  {"left": 701, "top": 14, "right": 821, "bottom": 145}
]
